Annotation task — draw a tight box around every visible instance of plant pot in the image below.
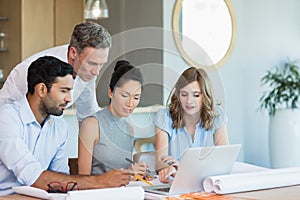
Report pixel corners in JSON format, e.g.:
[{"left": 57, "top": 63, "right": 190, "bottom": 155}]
[{"left": 269, "top": 109, "right": 300, "bottom": 168}]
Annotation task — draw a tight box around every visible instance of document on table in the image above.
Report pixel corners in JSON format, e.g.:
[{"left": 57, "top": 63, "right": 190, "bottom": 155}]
[
  {"left": 127, "top": 175, "right": 166, "bottom": 187},
  {"left": 128, "top": 176, "right": 171, "bottom": 200},
  {"left": 230, "top": 161, "right": 269, "bottom": 174},
  {"left": 12, "top": 185, "right": 144, "bottom": 200},
  {"left": 12, "top": 186, "right": 66, "bottom": 200},
  {"left": 203, "top": 167, "right": 300, "bottom": 194},
  {"left": 66, "top": 186, "right": 144, "bottom": 200}
]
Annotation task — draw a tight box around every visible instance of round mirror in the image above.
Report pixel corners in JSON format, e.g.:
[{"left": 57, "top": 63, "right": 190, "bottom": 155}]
[{"left": 172, "top": 0, "right": 236, "bottom": 68}]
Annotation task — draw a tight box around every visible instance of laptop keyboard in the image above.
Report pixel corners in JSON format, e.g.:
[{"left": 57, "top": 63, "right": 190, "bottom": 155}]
[{"left": 155, "top": 187, "right": 171, "bottom": 192}]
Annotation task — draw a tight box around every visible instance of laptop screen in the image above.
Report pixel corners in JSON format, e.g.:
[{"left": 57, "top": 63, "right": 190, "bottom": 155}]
[{"left": 144, "top": 144, "right": 241, "bottom": 195}]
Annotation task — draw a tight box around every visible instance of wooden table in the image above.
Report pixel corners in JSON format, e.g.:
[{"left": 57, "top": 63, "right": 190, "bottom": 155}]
[
  {"left": 1, "top": 185, "right": 300, "bottom": 200},
  {"left": 0, "top": 194, "right": 41, "bottom": 200}
]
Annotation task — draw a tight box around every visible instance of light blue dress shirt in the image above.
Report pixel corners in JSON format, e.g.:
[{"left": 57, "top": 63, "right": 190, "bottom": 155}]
[
  {"left": 155, "top": 106, "right": 227, "bottom": 161},
  {"left": 0, "top": 97, "right": 69, "bottom": 196}
]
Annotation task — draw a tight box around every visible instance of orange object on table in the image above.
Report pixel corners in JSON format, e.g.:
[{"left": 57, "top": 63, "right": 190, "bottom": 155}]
[{"left": 164, "top": 192, "right": 234, "bottom": 200}]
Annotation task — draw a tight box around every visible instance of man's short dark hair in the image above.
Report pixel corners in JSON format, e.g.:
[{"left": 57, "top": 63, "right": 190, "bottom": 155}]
[{"left": 27, "top": 56, "right": 73, "bottom": 94}]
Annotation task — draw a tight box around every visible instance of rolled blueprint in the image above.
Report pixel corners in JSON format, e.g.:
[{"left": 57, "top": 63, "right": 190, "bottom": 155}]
[{"left": 203, "top": 167, "right": 300, "bottom": 194}]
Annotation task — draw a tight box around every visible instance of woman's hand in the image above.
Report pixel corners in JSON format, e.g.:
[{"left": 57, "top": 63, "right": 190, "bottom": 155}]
[
  {"left": 160, "top": 155, "right": 179, "bottom": 170},
  {"left": 130, "top": 162, "right": 148, "bottom": 177},
  {"left": 144, "top": 172, "right": 155, "bottom": 181},
  {"left": 158, "top": 165, "right": 177, "bottom": 183},
  {"left": 157, "top": 155, "right": 179, "bottom": 183}
]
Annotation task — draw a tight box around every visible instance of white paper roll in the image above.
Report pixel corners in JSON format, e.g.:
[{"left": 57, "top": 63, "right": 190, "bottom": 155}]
[{"left": 203, "top": 167, "right": 300, "bottom": 194}]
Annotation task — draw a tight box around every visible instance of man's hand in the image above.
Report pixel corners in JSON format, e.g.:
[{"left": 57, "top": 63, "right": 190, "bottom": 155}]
[{"left": 94, "top": 169, "right": 133, "bottom": 187}]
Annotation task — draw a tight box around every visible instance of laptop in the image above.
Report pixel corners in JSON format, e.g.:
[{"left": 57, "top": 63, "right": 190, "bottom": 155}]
[{"left": 144, "top": 144, "right": 241, "bottom": 196}]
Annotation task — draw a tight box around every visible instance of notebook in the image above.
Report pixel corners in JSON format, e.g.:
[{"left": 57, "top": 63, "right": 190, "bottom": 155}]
[{"left": 144, "top": 144, "right": 241, "bottom": 196}]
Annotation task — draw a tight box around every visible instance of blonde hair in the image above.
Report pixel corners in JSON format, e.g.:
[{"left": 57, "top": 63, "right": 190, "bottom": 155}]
[{"left": 168, "top": 67, "right": 217, "bottom": 130}]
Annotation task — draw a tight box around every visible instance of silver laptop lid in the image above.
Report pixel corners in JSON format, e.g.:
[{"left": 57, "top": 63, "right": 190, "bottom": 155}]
[{"left": 169, "top": 144, "right": 241, "bottom": 195}]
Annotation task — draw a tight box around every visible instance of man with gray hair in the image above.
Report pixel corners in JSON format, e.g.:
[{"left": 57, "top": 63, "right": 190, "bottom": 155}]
[{"left": 0, "top": 22, "right": 111, "bottom": 121}]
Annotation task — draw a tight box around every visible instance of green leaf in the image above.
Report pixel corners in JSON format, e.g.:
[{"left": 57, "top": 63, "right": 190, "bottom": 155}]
[{"left": 259, "top": 59, "right": 300, "bottom": 116}]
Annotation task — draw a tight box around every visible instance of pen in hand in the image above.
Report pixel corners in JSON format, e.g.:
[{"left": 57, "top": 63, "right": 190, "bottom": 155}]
[
  {"left": 133, "top": 174, "right": 154, "bottom": 186},
  {"left": 157, "top": 160, "right": 175, "bottom": 171},
  {"left": 125, "top": 158, "right": 154, "bottom": 186},
  {"left": 125, "top": 158, "right": 135, "bottom": 165},
  {"left": 125, "top": 158, "right": 153, "bottom": 175},
  {"left": 167, "top": 161, "right": 174, "bottom": 165}
]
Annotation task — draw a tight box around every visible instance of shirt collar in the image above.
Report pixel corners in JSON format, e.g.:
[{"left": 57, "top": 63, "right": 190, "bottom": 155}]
[{"left": 18, "top": 96, "right": 53, "bottom": 126}]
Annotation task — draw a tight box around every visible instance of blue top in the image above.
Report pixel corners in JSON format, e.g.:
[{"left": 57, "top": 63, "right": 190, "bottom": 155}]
[
  {"left": 91, "top": 107, "right": 134, "bottom": 175},
  {"left": 0, "top": 97, "right": 69, "bottom": 196},
  {"left": 155, "top": 106, "right": 227, "bottom": 161}
]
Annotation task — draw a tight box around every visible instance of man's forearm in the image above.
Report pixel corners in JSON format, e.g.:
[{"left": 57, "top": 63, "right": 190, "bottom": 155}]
[{"left": 32, "top": 169, "right": 132, "bottom": 191}]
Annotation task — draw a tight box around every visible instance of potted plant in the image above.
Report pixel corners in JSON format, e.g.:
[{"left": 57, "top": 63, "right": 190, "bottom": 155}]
[{"left": 259, "top": 59, "right": 300, "bottom": 168}]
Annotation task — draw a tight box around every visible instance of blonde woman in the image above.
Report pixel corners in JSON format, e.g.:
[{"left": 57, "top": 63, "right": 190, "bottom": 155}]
[{"left": 155, "top": 67, "right": 229, "bottom": 183}]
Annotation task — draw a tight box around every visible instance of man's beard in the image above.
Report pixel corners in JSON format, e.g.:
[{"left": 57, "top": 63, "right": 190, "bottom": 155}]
[{"left": 39, "top": 101, "right": 65, "bottom": 117}]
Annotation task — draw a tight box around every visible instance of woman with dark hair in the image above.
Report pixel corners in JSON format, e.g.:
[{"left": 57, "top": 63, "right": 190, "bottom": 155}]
[
  {"left": 155, "top": 67, "right": 229, "bottom": 183},
  {"left": 78, "top": 60, "right": 148, "bottom": 178}
]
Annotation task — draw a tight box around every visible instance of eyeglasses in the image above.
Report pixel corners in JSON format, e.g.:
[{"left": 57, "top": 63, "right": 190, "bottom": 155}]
[{"left": 47, "top": 181, "right": 79, "bottom": 193}]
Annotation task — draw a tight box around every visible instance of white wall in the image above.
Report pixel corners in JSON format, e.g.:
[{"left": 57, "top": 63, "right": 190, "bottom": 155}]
[
  {"left": 164, "top": 0, "right": 300, "bottom": 167},
  {"left": 64, "top": 0, "right": 300, "bottom": 167}
]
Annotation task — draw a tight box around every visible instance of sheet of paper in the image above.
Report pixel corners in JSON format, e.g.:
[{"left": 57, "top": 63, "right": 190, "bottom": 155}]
[
  {"left": 144, "top": 191, "right": 168, "bottom": 200},
  {"left": 13, "top": 185, "right": 144, "bottom": 200},
  {"left": 231, "top": 161, "right": 269, "bottom": 174},
  {"left": 66, "top": 186, "right": 144, "bottom": 200},
  {"left": 203, "top": 167, "right": 300, "bottom": 194},
  {"left": 12, "top": 186, "right": 66, "bottom": 200},
  {"left": 127, "top": 176, "right": 167, "bottom": 187}
]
